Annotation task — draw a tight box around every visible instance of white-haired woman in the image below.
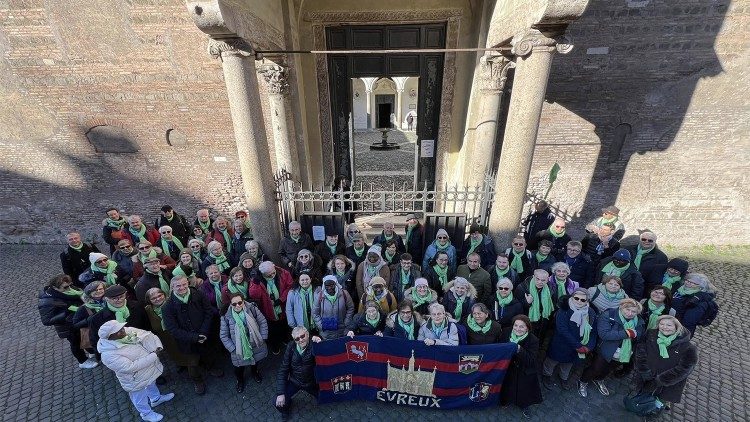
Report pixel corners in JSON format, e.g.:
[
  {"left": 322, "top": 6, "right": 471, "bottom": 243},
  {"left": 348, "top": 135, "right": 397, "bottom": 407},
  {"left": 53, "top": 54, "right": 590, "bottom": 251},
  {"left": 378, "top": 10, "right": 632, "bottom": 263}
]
[{"left": 417, "top": 303, "right": 459, "bottom": 346}]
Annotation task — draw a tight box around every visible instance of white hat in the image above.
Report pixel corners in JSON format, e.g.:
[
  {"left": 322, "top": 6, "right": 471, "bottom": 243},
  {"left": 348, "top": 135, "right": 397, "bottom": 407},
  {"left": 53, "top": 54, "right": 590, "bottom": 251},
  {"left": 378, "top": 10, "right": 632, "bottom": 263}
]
[
  {"left": 89, "top": 252, "right": 108, "bottom": 264},
  {"left": 98, "top": 320, "right": 127, "bottom": 340},
  {"left": 414, "top": 278, "right": 429, "bottom": 287}
]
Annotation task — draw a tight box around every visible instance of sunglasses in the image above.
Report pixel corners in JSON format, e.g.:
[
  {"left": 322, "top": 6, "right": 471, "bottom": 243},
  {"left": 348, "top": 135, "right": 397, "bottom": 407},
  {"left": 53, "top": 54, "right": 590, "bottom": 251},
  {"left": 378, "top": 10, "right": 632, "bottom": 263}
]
[
  {"left": 231, "top": 301, "right": 244, "bottom": 307},
  {"left": 190, "top": 245, "right": 201, "bottom": 248},
  {"left": 572, "top": 297, "right": 588, "bottom": 302},
  {"left": 160, "top": 231, "right": 171, "bottom": 235},
  {"left": 513, "top": 242, "right": 524, "bottom": 246},
  {"left": 119, "top": 245, "right": 133, "bottom": 249},
  {"left": 138, "top": 246, "right": 150, "bottom": 251},
  {"left": 293, "top": 334, "right": 307, "bottom": 341},
  {"left": 640, "top": 238, "right": 655, "bottom": 243},
  {"left": 498, "top": 287, "right": 511, "bottom": 291}
]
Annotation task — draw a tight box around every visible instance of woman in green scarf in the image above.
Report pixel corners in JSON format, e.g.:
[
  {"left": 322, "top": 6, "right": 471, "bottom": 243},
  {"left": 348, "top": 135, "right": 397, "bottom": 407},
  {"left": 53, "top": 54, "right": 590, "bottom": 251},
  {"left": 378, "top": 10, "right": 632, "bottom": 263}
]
[
  {"left": 499, "top": 315, "right": 542, "bottom": 417},
  {"left": 632, "top": 315, "right": 698, "bottom": 405},
  {"left": 492, "top": 278, "right": 524, "bottom": 328},
  {"left": 384, "top": 301, "right": 422, "bottom": 340},
  {"left": 579, "top": 299, "right": 644, "bottom": 398},
  {"left": 143, "top": 288, "right": 196, "bottom": 370},
  {"left": 72, "top": 281, "right": 107, "bottom": 364},
  {"left": 38, "top": 274, "right": 93, "bottom": 368},
  {"left": 442, "top": 277, "right": 476, "bottom": 324},
  {"left": 404, "top": 278, "right": 438, "bottom": 316},
  {"left": 671, "top": 272, "right": 717, "bottom": 337},
  {"left": 466, "top": 303, "right": 502, "bottom": 345},
  {"left": 424, "top": 251, "right": 454, "bottom": 296},
  {"left": 220, "top": 293, "right": 269, "bottom": 393},
  {"left": 346, "top": 301, "right": 385, "bottom": 337},
  {"left": 203, "top": 240, "right": 232, "bottom": 276},
  {"left": 422, "top": 229, "right": 457, "bottom": 273},
  {"left": 381, "top": 240, "right": 400, "bottom": 266},
  {"left": 639, "top": 285, "right": 675, "bottom": 330}
]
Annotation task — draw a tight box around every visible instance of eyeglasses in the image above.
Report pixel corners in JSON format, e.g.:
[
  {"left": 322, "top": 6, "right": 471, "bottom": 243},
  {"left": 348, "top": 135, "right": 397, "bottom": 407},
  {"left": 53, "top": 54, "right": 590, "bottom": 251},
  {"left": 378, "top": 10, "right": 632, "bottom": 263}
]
[
  {"left": 138, "top": 246, "right": 150, "bottom": 251},
  {"left": 348, "top": 230, "right": 360, "bottom": 234},
  {"left": 231, "top": 301, "right": 244, "bottom": 307},
  {"left": 572, "top": 297, "right": 588, "bottom": 302},
  {"left": 95, "top": 258, "right": 108, "bottom": 264},
  {"left": 498, "top": 287, "right": 511, "bottom": 291},
  {"left": 437, "top": 236, "right": 448, "bottom": 240},
  {"left": 513, "top": 242, "right": 524, "bottom": 246},
  {"left": 160, "top": 231, "right": 171, "bottom": 235},
  {"left": 293, "top": 334, "right": 307, "bottom": 341},
  {"left": 640, "top": 238, "right": 655, "bottom": 243},
  {"left": 399, "top": 310, "right": 412, "bottom": 315},
  {"left": 190, "top": 245, "right": 201, "bottom": 248},
  {"left": 119, "top": 245, "right": 132, "bottom": 249}
]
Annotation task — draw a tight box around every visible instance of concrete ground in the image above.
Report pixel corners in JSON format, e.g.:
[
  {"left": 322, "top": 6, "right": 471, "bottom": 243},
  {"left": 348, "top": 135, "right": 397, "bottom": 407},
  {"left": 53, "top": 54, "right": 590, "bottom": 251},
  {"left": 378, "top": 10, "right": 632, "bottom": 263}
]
[{"left": 2, "top": 245, "right": 747, "bottom": 421}]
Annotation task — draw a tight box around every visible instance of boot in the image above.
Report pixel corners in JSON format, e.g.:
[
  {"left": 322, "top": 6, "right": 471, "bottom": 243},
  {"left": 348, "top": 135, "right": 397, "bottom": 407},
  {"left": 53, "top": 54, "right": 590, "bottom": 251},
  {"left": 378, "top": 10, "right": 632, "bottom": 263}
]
[
  {"left": 251, "top": 365, "right": 263, "bottom": 383},
  {"left": 542, "top": 375, "right": 554, "bottom": 390}
]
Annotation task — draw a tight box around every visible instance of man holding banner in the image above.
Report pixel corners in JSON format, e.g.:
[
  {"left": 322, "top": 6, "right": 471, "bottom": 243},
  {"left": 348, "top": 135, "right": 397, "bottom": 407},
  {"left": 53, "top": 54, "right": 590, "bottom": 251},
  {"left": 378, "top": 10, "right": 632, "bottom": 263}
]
[{"left": 275, "top": 327, "right": 322, "bottom": 420}]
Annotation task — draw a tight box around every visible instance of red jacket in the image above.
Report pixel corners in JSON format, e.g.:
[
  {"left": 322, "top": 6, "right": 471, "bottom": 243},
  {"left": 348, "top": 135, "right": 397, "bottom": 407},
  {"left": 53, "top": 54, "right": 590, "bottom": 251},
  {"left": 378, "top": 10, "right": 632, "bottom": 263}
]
[
  {"left": 205, "top": 228, "right": 235, "bottom": 251},
  {"left": 122, "top": 227, "right": 161, "bottom": 248},
  {"left": 248, "top": 266, "right": 292, "bottom": 321},
  {"left": 131, "top": 251, "right": 177, "bottom": 281}
]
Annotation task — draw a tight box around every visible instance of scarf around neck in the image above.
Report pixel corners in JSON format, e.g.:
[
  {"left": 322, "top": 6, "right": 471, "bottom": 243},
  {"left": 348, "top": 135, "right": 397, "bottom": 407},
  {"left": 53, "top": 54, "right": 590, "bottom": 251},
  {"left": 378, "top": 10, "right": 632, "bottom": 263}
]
[
  {"left": 174, "top": 289, "right": 191, "bottom": 304},
  {"left": 432, "top": 265, "right": 448, "bottom": 287},
  {"left": 146, "top": 269, "right": 170, "bottom": 296},
  {"left": 510, "top": 250, "right": 525, "bottom": 274},
  {"left": 397, "top": 315, "right": 415, "bottom": 340},
  {"left": 365, "top": 312, "right": 381, "bottom": 328},
  {"left": 411, "top": 288, "right": 433, "bottom": 307},
  {"left": 510, "top": 331, "right": 528, "bottom": 344},
  {"left": 662, "top": 272, "right": 682, "bottom": 290},
  {"left": 128, "top": 225, "right": 147, "bottom": 241},
  {"left": 106, "top": 217, "right": 127, "bottom": 230},
  {"left": 208, "top": 279, "right": 223, "bottom": 308},
  {"left": 92, "top": 260, "right": 118, "bottom": 286},
  {"left": 647, "top": 300, "right": 665, "bottom": 329},
  {"left": 160, "top": 236, "right": 185, "bottom": 255},
  {"left": 466, "top": 315, "right": 491, "bottom": 333},
  {"left": 548, "top": 225, "right": 566, "bottom": 238},
  {"left": 601, "top": 260, "right": 630, "bottom": 276},
  {"left": 107, "top": 302, "right": 130, "bottom": 322},
  {"left": 618, "top": 310, "right": 636, "bottom": 363},
  {"left": 597, "top": 284, "right": 625, "bottom": 302},
  {"left": 657, "top": 332, "right": 678, "bottom": 358},
  {"left": 529, "top": 283, "right": 554, "bottom": 322},
  {"left": 211, "top": 252, "right": 230, "bottom": 272},
  {"left": 218, "top": 229, "right": 232, "bottom": 253},
  {"left": 467, "top": 235, "right": 482, "bottom": 255},
  {"left": 496, "top": 291, "right": 513, "bottom": 307},
  {"left": 232, "top": 308, "right": 254, "bottom": 361},
  {"left": 634, "top": 245, "right": 654, "bottom": 269}
]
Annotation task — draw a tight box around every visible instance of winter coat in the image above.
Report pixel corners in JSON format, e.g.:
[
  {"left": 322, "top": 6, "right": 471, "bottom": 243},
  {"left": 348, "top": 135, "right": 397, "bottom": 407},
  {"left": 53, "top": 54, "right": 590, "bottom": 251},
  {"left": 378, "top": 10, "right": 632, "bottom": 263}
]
[
  {"left": 97, "top": 327, "right": 163, "bottom": 392},
  {"left": 581, "top": 233, "right": 620, "bottom": 270},
  {"left": 228, "top": 229, "right": 254, "bottom": 266},
  {"left": 383, "top": 310, "right": 423, "bottom": 339},
  {"left": 626, "top": 245, "right": 669, "bottom": 283},
  {"left": 205, "top": 227, "right": 235, "bottom": 253},
  {"left": 455, "top": 265, "right": 493, "bottom": 308},
  {"left": 466, "top": 320, "right": 503, "bottom": 345},
  {"left": 158, "top": 239, "right": 183, "bottom": 261},
  {"left": 358, "top": 290, "right": 398, "bottom": 315},
  {"left": 533, "top": 230, "right": 571, "bottom": 261},
  {"left": 314, "top": 241, "right": 346, "bottom": 268},
  {"left": 60, "top": 243, "right": 101, "bottom": 285},
  {"left": 276, "top": 341, "right": 316, "bottom": 395},
  {"left": 38, "top": 287, "right": 83, "bottom": 338},
  {"left": 247, "top": 266, "right": 293, "bottom": 322},
  {"left": 547, "top": 298, "right": 598, "bottom": 363},
  {"left": 111, "top": 250, "right": 136, "bottom": 282},
  {"left": 595, "top": 307, "right": 645, "bottom": 362},
  {"left": 529, "top": 251, "right": 556, "bottom": 274},
  {"left": 441, "top": 279, "right": 477, "bottom": 323},
  {"left": 487, "top": 265, "right": 518, "bottom": 288},
  {"left": 503, "top": 248, "right": 534, "bottom": 280},
  {"left": 131, "top": 249, "right": 176, "bottom": 281},
  {"left": 144, "top": 305, "right": 197, "bottom": 367},
  {"left": 373, "top": 232, "right": 406, "bottom": 254},
  {"left": 417, "top": 318, "right": 459, "bottom": 345},
  {"left": 492, "top": 294, "right": 526, "bottom": 329},
  {"left": 286, "top": 286, "right": 320, "bottom": 329},
  {"left": 326, "top": 258, "right": 358, "bottom": 308},
  {"left": 587, "top": 285, "right": 630, "bottom": 314},
  {"left": 347, "top": 311, "right": 386, "bottom": 335},
  {"left": 672, "top": 290, "right": 716, "bottom": 336},
  {"left": 103, "top": 222, "right": 129, "bottom": 253},
  {"left": 121, "top": 227, "right": 161, "bottom": 250},
  {"left": 564, "top": 255, "right": 594, "bottom": 288},
  {"left": 279, "top": 233, "right": 314, "bottom": 268},
  {"left": 88, "top": 301, "right": 147, "bottom": 346},
  {"left": 154, "top": 212, "right": 191, "bottom": 244},
  {"left": 499, "top": 328, "right": 542, "bottom": 408},
  {"left": 422, "top": 264, "right": 456, "bottom": 294},
  {"left": 638, "top": 299, "right": 676, "bottom": 329},
  {"left": 594, "top": 257, "right": 646, "bottom": 300},
  {"left": 404, "top": 222, "right": 425, "bottom": 265},
  {"left": 312, "top": 286, "right": 354, "bottom": 339},
  {"left": 134, "top": 269, "right": 173, "bottom": 305},
  {"left": 200, "top": 276, "right": 228, "bottom": 311},
  {"left": 422, "top": 242, "right": 458, "bottom": 274},
  {"left": 633, "top": 330, "right": 698, "bottom": 403},
  {"left": 388, "top": 264, "right": 421, "bottom": 303},
  {"left": 355, "top": 261, "right": 391, "bottom": 300},
  {"left": 345, "top": 245, "right": 369, "bottom": 270},
  {"left": 645, "top": 258, "right": 689, "bottom": 292},
  {"left": 220, "top": 302, "right": 269, "bottom": 366},
  {"left": 523, "top": 208, "right": 555, "bottom": 248},
  {"left": 293, "top": 254, "right": 326, "bottom": 287},
  {"left": 514, "top": 278, "right": 554, "bottom": 322},
  {"left": 547, "top": 276, "right": 580, "bottom": 305},
  {"left": 162, "top": 288, "right": 216, "bottom": 355},
  {"left": 461, "top": 235, "right": 496, "bottom": 267},
  {"left": 403, "top": 287, "right": 440, "bottom": 316},
  {"left": 201, "top": 254, "right": 231, "bottom": 277}
]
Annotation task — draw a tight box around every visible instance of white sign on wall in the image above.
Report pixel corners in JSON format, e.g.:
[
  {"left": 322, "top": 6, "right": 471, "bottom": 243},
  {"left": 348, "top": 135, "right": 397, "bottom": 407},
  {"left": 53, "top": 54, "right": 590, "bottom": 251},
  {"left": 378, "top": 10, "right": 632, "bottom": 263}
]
[{"left": 420, "top": 140, "right": 435, "bottom": 158}]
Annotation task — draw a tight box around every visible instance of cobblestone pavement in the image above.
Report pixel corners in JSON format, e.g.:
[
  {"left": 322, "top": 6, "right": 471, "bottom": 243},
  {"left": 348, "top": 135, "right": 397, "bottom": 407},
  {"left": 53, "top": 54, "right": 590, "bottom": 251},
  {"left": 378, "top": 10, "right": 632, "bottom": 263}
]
[
  {"left": 3, "top": 245, "right": 747, "bottom": 421},
  {"left": 353, "top": 130, "right": 416, "bottom": 191}
]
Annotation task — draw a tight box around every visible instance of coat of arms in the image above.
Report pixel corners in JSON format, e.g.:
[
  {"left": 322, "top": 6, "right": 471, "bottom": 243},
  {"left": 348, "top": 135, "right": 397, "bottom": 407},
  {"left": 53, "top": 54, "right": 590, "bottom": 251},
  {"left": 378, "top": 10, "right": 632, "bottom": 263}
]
[
  {"left": 458, "top": 354, "right": 483, "bottom": 374},
  {"left": 346, "top": 341, "right": 368, "bottom": 362},
  {"left": 332, "top": 374, "right": 353, "bottom": 394},
  {"left": 469, "top": 382, "right": 491, "bottom": 402}
]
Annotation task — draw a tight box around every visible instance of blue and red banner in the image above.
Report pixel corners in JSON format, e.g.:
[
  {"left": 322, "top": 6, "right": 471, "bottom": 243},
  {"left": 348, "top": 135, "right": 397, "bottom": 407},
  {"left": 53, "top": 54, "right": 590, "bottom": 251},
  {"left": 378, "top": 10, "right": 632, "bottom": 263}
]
[{"left": 313, "top": 336, "right": 516, "bottom": 409}]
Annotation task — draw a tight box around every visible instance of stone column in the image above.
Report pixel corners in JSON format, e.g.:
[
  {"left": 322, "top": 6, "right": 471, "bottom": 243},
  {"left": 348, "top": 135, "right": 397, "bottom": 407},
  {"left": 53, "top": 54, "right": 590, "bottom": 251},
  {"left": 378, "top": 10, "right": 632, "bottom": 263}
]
[
  {"left": 258, "top": 61, "right": 294, "bottom": 176},
  {"left": 468, "top": 54, "right": 514, "bottom": 182},
  {"left": 361, "top": 77, "right": 377, "bottom": 130},
  {"left": 209, "top": 38, "right": 281, "bottom": 261},
  {"left": 488, "top": 30, "right": 559, "bottom": 248},
  {"left": 392, "top": 77, "right": 409, "bottom": 130}
]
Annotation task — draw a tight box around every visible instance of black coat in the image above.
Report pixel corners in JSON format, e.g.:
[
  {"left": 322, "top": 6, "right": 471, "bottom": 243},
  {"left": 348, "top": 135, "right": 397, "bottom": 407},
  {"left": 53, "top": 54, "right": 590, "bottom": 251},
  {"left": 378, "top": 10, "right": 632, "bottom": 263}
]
[
  {"left": 162, "top": 288, "right": 216, "bottom": 355},
  {"left": 314, "top": 242, "right": 346, "bottom": 267},
  {"left": 466, "top": 320, "right": 503, "bottom": 345},
  {"left": 345, "top": 245, "right": 369, "bottom": 270},
  {"left": 461, "top": 235, "right": 496, "bottom": 267},
  {"left": 388, "top": 264, "right": 421, "bottom": 303},
  {"left": 645, "top": 258, "right": 689, "bottom": 292},
  {"left": 523, "top": 208, "right": 555, "bottom": 249},
  {"left": 581, "top": 233, "right": 619, "bottom": 269},
  {"left": 486, "top": 265, "right": 518, "bottom": 288},
  {"left": 564, "top": 255, "right": 594, "bottom": 288},
  {"left": 503, "top": 248, "right": 533, "bottom": 280},
  {"left": 633, "top": 330, "right": 697, "bottom": 403},
  {"left": 533, "top": 231, "right": 571, "bottom": 262},
  {"left": 155, "top": 212, "right": 191, "bottom": 245},
  {"left": 492, "top": 295, "right": 525, "bottom": 329},
  {"left": 594, "top": 257, "right": 646, "bottom": 300},
  {"left": 404, "top": 223, "right": 425, "bottom": 266},
  {"left": 134, "top": 269, "right": 172, "bottom": 305},
  {"left": 276, "top": 341, "right": 316, "bottom": 395},
  {"left": 422, "top": 264, "right": 456, "bottom": 294},
  {"left": 229, "top": 229, "right": 255, "bottom": 266},
  {"left": 529, "top": 251, "right": 556, "bottom": 274},
  {"left": 88, "top": 300, "right": 147, "bottom": 346},
  {"left": 499, "top": 328, "right": 543, "bottom": 408},
  {"left": 346, "top": 312, "right": 386, "bottom": 335},
  {"left": 672, "top": 290, "right": 716, "bottom": 336},
  {"left": 372, "top": 232, "right": 406, "bottom": 254},
  {"left": 60, "top": 243, "right": 100, "bottom": 286},
  {"left": 38, "top": 287, "right": 83, "bottom": 338},
  {"left": 626, "top": 245, "right": 669, "bottom": 283}
]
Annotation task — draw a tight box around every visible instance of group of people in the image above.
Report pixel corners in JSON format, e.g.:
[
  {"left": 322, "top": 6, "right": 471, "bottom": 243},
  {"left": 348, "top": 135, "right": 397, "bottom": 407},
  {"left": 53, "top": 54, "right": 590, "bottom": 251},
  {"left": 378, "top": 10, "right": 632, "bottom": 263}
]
[{"left": 39, "top": 203, "right": 716, "bottom": 420}]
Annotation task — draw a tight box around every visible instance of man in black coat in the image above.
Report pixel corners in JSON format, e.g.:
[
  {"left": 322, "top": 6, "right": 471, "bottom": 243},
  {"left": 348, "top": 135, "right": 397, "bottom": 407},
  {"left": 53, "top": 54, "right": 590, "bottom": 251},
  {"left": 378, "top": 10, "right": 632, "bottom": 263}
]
[
  {"left": 88, "top": 285, "right": 146, "bottom": 347},
  {"left": 461, "top": 224, "right": 496, "bottom": 267},
  {"left": 373, "top": 221, "right": 406, "bottom": 254},
  {"left": 154, "top": 205, "right": 191, "bottom": 245},
  {"left": 563, "top": 241, "right": 594, "bottom": 288},
  {"left": 388, "top": 253, "right": 421, "bottom": 303},
  {"left": 275, "top": 327, "right": 321, "bottom": 420},
  {"left": 60, "top": 232, "right": 100, "bottom": 286},
  {"left": 626, "top": 230, "right": 669, "bottom": 283},
  {"left": 523, "top": 200, "right": 555, "bottom": 250},
  {"left": 581, "top": 222, "right": 620, "bottom": 269},
  {"left": 594, "top": 249, "right": 645, "bottom": 300},
  {"left": 345, "top": 233, "right": 369, "bottom": 269},
  {"left": 162, "top": 275, "right": 222, "bottom": 395},
  {"left": 229, "top": 218, "right": 254, "bottom": 266},
  {"left": 533, "top": 217, "right": 571, "bottom": 261},
  {"left": 404, "top": 214, "right": 425, "bottom": 266},
  {"left": 314, "top": 232, "right": 346, "bottom": 266},
  {"left": 279, "top": 221, "right": 315, "bottom": 269}
]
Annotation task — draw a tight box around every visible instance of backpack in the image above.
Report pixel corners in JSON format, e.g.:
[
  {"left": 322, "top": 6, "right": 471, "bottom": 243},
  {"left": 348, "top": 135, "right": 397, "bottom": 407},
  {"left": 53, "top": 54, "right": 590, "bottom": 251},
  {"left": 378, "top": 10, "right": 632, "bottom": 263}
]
[
  {"left": 697, "top": 299, "right": 719, "bottom": 327},
  {"left": 623, "top": 391, "right": 664, "bottom": 417}
]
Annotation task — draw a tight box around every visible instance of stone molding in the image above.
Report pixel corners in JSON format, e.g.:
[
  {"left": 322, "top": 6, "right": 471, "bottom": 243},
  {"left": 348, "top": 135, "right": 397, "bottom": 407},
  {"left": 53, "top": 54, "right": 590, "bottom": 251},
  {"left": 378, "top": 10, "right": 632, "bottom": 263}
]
[
  {"left": 186, "top": 1, "right": 284, "bottom": 51},
  {"left": 511, "top": 30, "right": 558, "bottom": 57},
  {"left": 207, "top": 37, "right": 253, "bottom": 59},
  {"left": 304, "top": 8, "right": 462, "bottom": 23},
  {"left": 258, "top": 63, "right": 288, "bottom": 95},
  {"left": 480, "top": 54, "right": 515, "bottom": 93}
]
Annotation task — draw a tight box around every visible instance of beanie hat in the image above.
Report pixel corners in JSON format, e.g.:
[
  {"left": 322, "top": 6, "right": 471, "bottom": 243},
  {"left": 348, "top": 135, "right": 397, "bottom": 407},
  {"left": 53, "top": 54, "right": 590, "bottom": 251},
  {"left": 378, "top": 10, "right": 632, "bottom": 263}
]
[
  {"left": 89, "top": 252, "right": 108, "bottom": 265},
  {"left": 613, "top": 249, "right": 631, "bottom": 261}
]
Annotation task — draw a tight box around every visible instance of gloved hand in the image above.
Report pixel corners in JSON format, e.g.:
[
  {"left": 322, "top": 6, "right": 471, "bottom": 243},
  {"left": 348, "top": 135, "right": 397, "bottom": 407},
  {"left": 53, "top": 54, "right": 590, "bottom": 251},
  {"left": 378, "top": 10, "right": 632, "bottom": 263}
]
[
  {"left": 625, "top": 328, "right": 637, "bottom": 339},
  {"left": 576, "top": 346, "right": 590, "bottom": 354}
]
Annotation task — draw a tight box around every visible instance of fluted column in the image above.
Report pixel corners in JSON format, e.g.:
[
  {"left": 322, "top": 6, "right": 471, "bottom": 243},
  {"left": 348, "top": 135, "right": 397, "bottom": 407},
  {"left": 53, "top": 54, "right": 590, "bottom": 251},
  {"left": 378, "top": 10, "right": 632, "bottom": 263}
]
[
  {"left": 209, "top": 38, "right": 280, "bottom": 260},
  {"left": 361, "top": 77, "right": 377, "bottom": 129},
  {"left": 258, "top": 61, "right": 294, "bottom": 176}
]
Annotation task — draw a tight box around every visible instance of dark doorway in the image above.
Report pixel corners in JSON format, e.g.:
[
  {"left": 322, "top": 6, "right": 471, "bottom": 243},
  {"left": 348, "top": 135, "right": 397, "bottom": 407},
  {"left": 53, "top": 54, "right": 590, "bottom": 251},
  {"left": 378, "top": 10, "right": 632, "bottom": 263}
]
[
  {"left": 326, "top": 24, "right": 445, "bottom": 188},
  {"left": 376, "top": 95, "right": 395, "bottom": 128}
]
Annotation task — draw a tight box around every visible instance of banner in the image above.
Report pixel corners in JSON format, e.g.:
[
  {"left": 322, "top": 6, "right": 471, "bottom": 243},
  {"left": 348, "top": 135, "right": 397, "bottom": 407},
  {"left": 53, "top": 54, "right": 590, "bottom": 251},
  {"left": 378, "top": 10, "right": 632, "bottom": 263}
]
[{"left": 313, "top": 335, "right": 516, "bottom": 409}]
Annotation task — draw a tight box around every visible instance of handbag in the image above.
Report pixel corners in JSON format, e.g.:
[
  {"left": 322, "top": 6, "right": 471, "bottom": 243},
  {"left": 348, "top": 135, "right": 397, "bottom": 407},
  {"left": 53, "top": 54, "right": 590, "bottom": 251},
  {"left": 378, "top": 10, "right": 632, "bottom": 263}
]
[{"left": 623, "top": 389, "right": 664, "bottom": 417}]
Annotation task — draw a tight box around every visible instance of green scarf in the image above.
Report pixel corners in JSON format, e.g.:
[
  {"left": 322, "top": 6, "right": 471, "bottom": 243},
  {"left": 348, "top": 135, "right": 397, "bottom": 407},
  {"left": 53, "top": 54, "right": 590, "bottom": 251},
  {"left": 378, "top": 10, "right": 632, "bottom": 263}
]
[
  {"left": 598, "top": 215, "right": 618, "bottom": 226},
  {"left": 411, "top": 288, "right": 433, "bottom": 307},
  {"left": 495, "top": 266, "right": 510, "bottom": 280},
  {"left": 324, "top": 289, "right": 338, "bottom": 304},
  {"left": 510, "top": 331, "right": 528, "bottom": 344},
  {"left": 548, "top": 225, "right": 566, "bottom": 238},
  {"left": 128, "top": 224, "right": 147, "bottom": 241},
  {"left": 528, "top": 283, "right": 554, "bottom": 322},
  {"left": 618, "top": 310, "right": 636, "bottom": 363},
  {"left": 353, "top": 245, "right": 365, "bottom": 257},
  {"left": 435, "top": 240, "right": 451, "bottom": 251},
  {"left": 62, "top": 287, "right": 84, "bottom": 297},
  {"left": 327, "top": 240, "right": 338, "bottom": 255},
  {"left": 365, "top": 312, "right": 381, "bottom": 328},
  {"left": 227, "top": 281, "right": 248, "bottom": 299},
  {"left": 232, "top": 308, "right": 254, "bottom": 360},
  {"left": 208, "top": 279, "right": 223, "bottom": 308},
  {"left": 160, "top": 237, "right": 185, "bottom": 255},
  {"left": 299, "top": 287, "right": 313, "bottom": 330},
  {"left": 400, "top": 269, "right": 411, "bottom": 285},
  {"left": 577, "top": 317, "right": 593, "bottom": 359},
  {"left": 496, "top": 291, "right": 513, "bottom": 307},
  {"left": 647, "top": 300, "right": 665, "bottom": 329},
  {"left": 432, "top": 265, "right": 448, "bottom": 287},
  {"left": 601, "top": 260, "right": 630, "bottom": 277},
  {"left": 138, "top": 249, "right": 158, "bottom": 265},
  {"left": 430, "top": 319, "right": 447, "bottom": 338},
  {"left": 265, "top": 277, "right": 282, "bottom": 318},
  {"left": 535, "top": 251, "right": 549, "bottom": 263},
  {"left": 662, "top": 273, "right": 682, "bottom": 290},
  {"left": 397, "top": 316, "right": 415, "bottom": 340},
  {"left": 467, "top": 235, "right": 482, "bottom": 256},
  {"left": 153, "top": 305, "right": 166, "bottom": 330},
  {"left": 290, "top": 234, "right": 301, "bottom": 243},
  {"left": 198, "top": 219, "right": 211, "bottom": 233},
  {"left": 84, "top": 301, "right": 104, "bottom": 312},
  {"left": 191, "top": 250, "right": 202, "bottom": 261},
  {"left": 211, "top": 252, "right": 230, "bottom": 272},
  {"left": 91, "top": 260, "right": 119, "bottom": 286},
  {"left": 219, "top": 229, "right": 232, "bottom": 253},
  {"left": 453, "top": 294, "right": 465, "bottom": 321},
  {"left": 510, "top": 250, "right": 525, "bottom": 273},
  {"left": 69, "top": 243, "right": 84, "bottom": 252},
  {"left": 466, "top": 315, "right": 491, "bottom": 333},
  {"left": 383, "top": 233, "right": 394, "bottom": 242},
  {"left": 107, "top": 302, "right": 130, "bottom": 322},
  {"left": 296, "top": 344, "right": 306, "bottom": 355},
  {"left": 405, "top": 225, "right": 415, "bottom": 248},
  {"left": 384, "top": 250, "right": 396, "bottom": 264},
  {"left": 366, "top": 264, "right": 378, "bottom": 278},
  {"left": 106, "top": 217, "right": 127, "bottom": 230},
  {"left": 634, "top": 245, "right": 653, "bottom": 269},
  {"left": 676, "top": 285, "right": 700, "bottom": 296},
  {"left": 555, "top": 276, "right": 567, "bottom": 298},
  {"left": 597, "top": 284, "right": 625, "bottom": 302},
  {"left": 657, "top": 332, "right": 678, "bottom": 359},
  {"left": 146, "top": 269, "right": 170, "bottom": 296},
  {"left": 117, "top": 332, "right": 139, "bottom": 345},
  {"left": 174, "top": 289, "right": 191, "bottom": 304}
]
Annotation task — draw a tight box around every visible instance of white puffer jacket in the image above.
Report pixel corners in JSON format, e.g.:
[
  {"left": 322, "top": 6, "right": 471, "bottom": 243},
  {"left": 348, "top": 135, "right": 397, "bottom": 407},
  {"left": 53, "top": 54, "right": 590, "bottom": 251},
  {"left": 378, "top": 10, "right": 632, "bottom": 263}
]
[{"left": 97, "top": 327, "right": 164, "bottom": 392}]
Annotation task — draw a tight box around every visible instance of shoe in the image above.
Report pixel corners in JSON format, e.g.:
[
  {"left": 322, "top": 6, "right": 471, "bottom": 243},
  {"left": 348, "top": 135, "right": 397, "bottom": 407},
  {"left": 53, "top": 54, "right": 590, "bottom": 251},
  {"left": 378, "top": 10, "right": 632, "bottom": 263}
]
[
  {"left": 209, "top": 368, "right": 224, "bottom": 378},
  {"left": 542, "top": 375, "right": 554, "bottom": 390},
  {"left": 79, "top": 358, "right": 99, "bottom": 369},
  {"left": 194, "top": 382, "right": 206, "bottom": 395},
  {"left": 155, "top": 376, "right": 167, "bottom": 386},
  {"left": 578, "top": 381, "right": 588, "bottom": 398},
  {"left": 251, "top": 367, "right": 263, "bottom": 383},
  {"left": 593, "top": 380, "right": 610, "bottom": 396},
  {"left": 521, "top": 409, "right": 531, "bottom": 419},
  {"left": 141, "top": 412, "right": 164, "bottom": 422},
  {"left": 560, "top": 378, "right": 572, "bottom": 390},
  {"left": 236, "top": 380, "right": 246, "bottom": 393},
  {"left": 150, "top": 393, "right": 174, "bottom": 408}
]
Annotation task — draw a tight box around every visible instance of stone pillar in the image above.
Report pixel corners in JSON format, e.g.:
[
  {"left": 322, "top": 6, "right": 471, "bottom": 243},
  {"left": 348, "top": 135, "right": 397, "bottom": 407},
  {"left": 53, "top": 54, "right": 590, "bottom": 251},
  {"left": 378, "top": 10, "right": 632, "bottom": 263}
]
[
  {"left": 209, "top": 38, "right": 281, "bottom": 261},
  {"left": 392, "top": 77, "right": 409, "bottom": 130},
  {"left": 488, "top": 30, "right": 559, "bottom": 248},
  {"left": 468, "top": 54, "right": 514, "bottom": 182},
  {"left": 361, "top": 77, "right": 377, "bottom": 130},
  {"left": 258, "top": 61, "right": 294, "bottom": 176}
]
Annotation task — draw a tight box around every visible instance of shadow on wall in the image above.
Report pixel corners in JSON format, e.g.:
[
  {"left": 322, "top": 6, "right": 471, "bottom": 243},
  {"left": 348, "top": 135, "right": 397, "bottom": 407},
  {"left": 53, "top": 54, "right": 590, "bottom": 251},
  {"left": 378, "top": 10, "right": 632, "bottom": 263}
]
[{"left": 542, "top": 0, "right": 727, "bottom": 233}]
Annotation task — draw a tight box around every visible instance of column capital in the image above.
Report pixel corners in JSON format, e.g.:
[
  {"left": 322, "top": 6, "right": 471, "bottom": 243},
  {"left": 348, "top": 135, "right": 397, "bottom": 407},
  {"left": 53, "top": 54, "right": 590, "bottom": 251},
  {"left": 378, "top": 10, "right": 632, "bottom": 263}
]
[
  {"left": 257, "top": 63, "right": 288, "bottom": 95},
  {"left": 510, "top": 30, "right": 575, "bottom": 58},
  {"left": 480, "top": 53, "right": 515, "bottom": 93},
  {"left": 208, "top": 37, "right": 254, "bottom": 60}
]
